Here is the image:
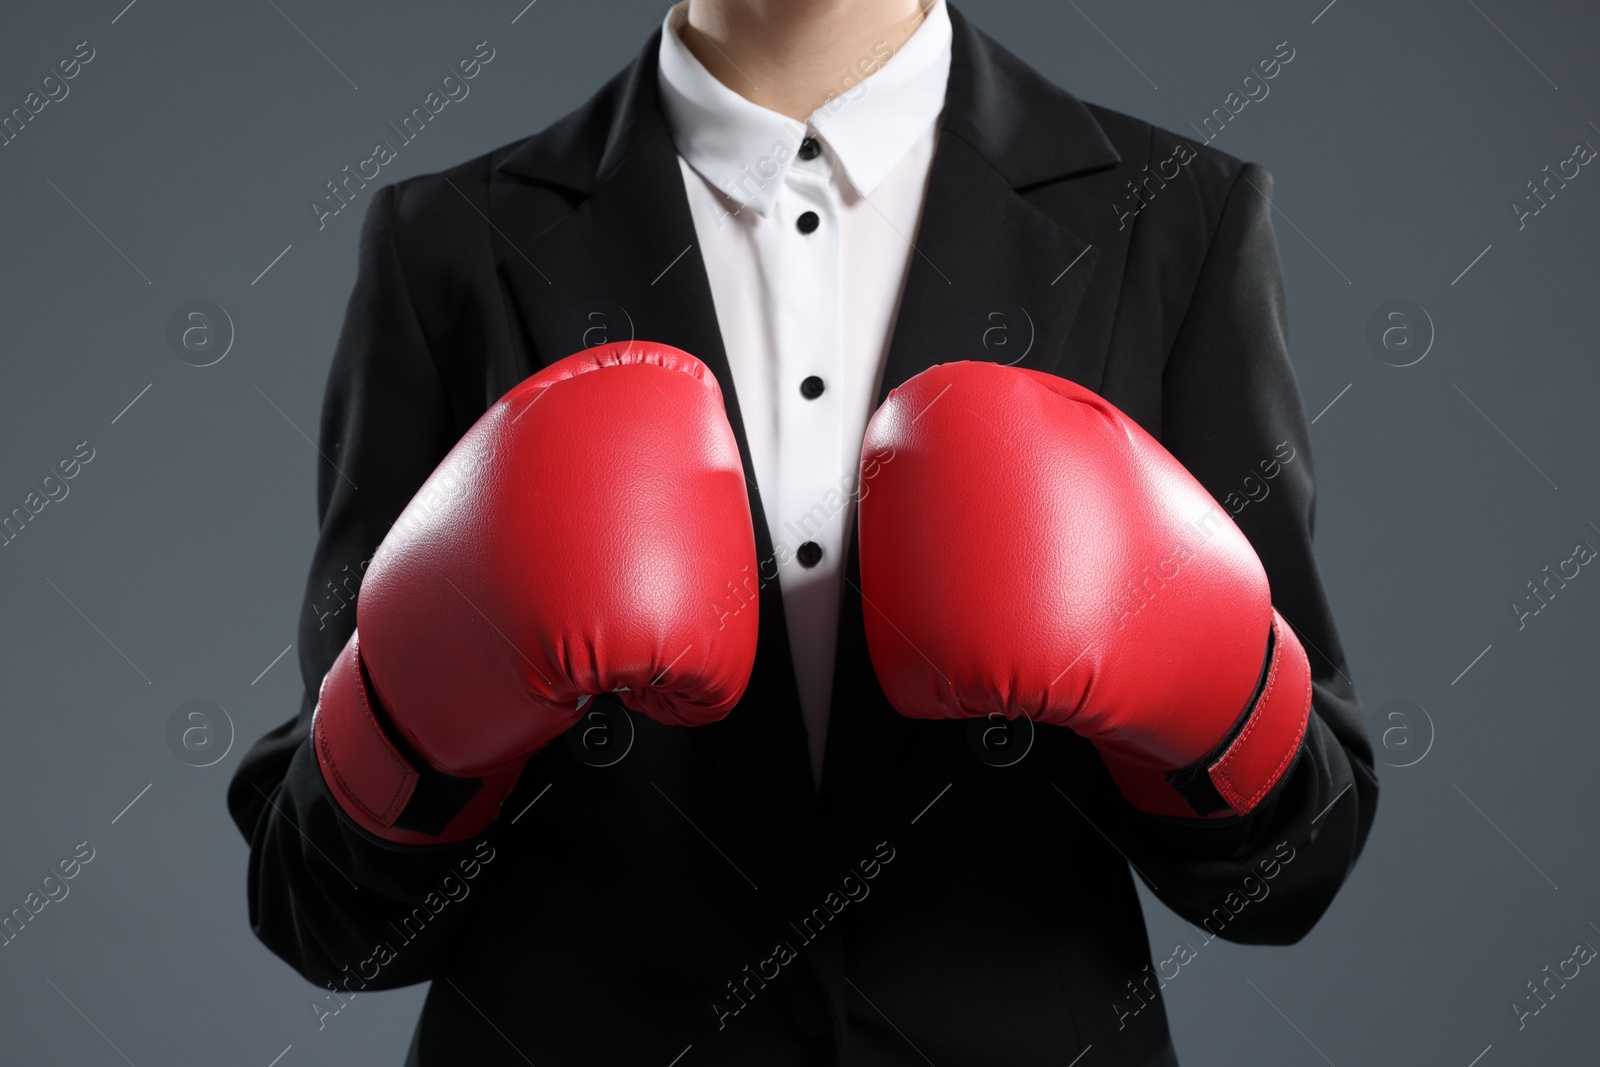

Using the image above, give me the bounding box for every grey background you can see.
[1,0,1596,1063]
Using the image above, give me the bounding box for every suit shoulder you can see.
[359,151,517,304]
[1075,101,1274,260]
[1083,101,1249,197]
[384,146,504,226]
[382,59,632,247]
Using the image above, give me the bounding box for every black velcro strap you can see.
[1164,623,1277,816]
[355,654,484,835]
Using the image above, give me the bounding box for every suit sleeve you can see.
[227,184,491,990]
[1113,162,1379,945]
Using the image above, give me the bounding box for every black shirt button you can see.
[797,541,823,568]
[797,136,821,161]
[796,211,820,235]
[800,375,825,399]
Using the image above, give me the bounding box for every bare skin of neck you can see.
[675,0,930,121]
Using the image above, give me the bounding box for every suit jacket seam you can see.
[1161,157,1256,377]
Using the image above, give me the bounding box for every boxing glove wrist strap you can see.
[1102,609,1313,819]
[312,633,490,843]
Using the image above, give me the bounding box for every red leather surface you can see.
[316,341,759,839]
[858,361,1306,814]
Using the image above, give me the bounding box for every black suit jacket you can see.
[229,8,1377,1065]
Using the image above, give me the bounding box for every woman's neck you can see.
[676,0,930,120]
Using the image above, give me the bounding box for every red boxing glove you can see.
[313,342,759,844]
[858,361,1311,818]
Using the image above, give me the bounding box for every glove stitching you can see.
[1210,614,1309,813]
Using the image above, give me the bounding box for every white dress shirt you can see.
[657,1,952,786]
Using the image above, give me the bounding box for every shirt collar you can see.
[656,0,951,217]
